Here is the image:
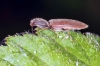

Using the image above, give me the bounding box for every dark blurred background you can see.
[0,0,100,41]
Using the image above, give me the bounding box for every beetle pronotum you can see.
[30,18,88,32]
[30,18,50,33]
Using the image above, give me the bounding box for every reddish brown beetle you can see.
[49,19,88,31]
[30,18,88,32]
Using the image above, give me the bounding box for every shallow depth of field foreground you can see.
[0,28,100,66]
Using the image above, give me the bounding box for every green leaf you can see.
[0,28,100,66]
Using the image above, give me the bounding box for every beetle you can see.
[30,18,88,32]
[49,19,88,31]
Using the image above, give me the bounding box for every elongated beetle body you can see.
[30,18,88,31]
[49,19,88,31]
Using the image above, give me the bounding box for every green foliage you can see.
[0,28,100,66]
